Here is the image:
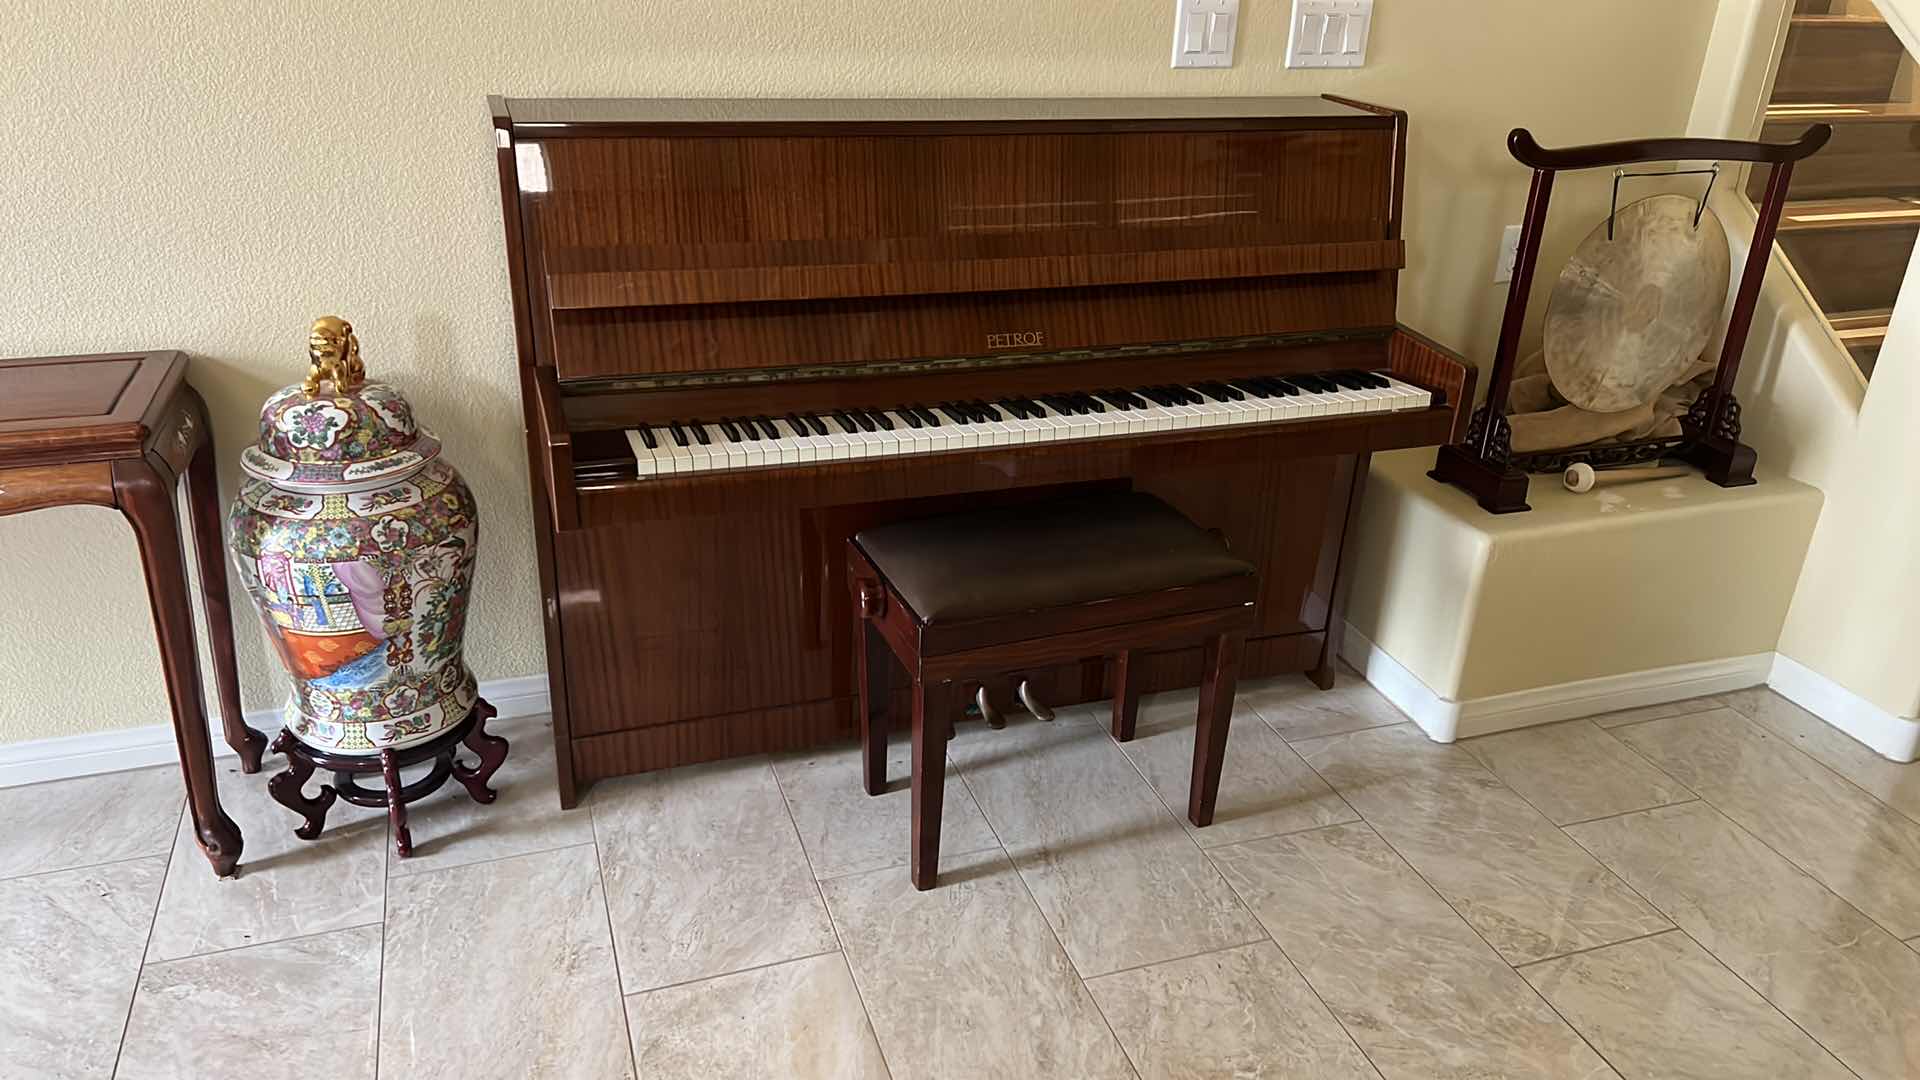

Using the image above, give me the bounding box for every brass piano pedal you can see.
[1018,679,1055,722]
[975,685,1007,730]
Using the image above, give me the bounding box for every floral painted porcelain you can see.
[229,317,479,755]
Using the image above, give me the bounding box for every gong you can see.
[1544,194,1730,413]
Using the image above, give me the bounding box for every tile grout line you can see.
[388,838,599,881]
[622,947,847,999]
[108,803,179,1079]
[1459,717,1700,828]
[1345,822,1631,1080]
[1278,735,1633,1077]
[1595,709,1920,946]
[1510,925,1680,970]
[586,790,645,1079]
[372,822,389,1080]
[0,847,181,886]
[947,743,1142,1079]
[1554,797,1700,830]
[765,754,900,1080]
[1667,924,1867,1080]
[1719,691,1920,832]
[1200,841,1392,1080]
[1546,773,1873,1079]
[142,919,389,968]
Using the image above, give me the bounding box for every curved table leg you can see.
[267,730,337,840]
[182,389,267,773]
[451,699,508,805]
[115,457,244,878]
[381,748,414,859]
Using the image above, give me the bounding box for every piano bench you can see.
[847,492,1259,890]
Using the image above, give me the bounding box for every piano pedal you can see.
[974,685,1007,730]
[1017,680,1056,722]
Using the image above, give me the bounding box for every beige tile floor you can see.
[6,679,1920,1078]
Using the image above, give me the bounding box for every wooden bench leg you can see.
[1110,649,1141,742]
[910,677,950,891]
[857,618,890,796]
[1188,632,1244,828]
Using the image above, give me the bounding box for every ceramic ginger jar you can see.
[228,316,480,755]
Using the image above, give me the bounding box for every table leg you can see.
[115,457,244,878]
[182,394,266,772]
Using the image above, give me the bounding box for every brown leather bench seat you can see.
[847,491,1260,890]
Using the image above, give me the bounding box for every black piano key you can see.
[805,414,829,436]
[669,423,689,447]
[872,410,894,430]
[1139,387,1174,407]
[937,404,969,424]
[1230,379,1271,398]
[635,423,658,450]
[1194,383,1231,403]
[831,411,857,433]
[1214,381,1246,401]
[692,424,711,445]
[1262,377,1300,396]
[914,405,940,426]
[852,410,878,432]
[1078,393,1105,413]
[900,408,924,428]
[719,419,741,442]
[1327,372,1367,391]
[739,417,763,441]
[785,413,810,438]
[1357,370,1391,388]
[976,401,1004,421]
[1094,391,1132,410]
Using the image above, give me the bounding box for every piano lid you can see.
[495,95,1394,135]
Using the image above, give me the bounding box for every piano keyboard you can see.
[623,370,1432,478]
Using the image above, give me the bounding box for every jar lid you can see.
[240,317,442,493]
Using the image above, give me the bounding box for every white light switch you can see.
[1288,0,1372,68]
[1172,0,1239,69]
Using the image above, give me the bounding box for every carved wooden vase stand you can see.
[268,699,508,858]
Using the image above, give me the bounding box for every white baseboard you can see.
[1338,623,1773,742]
[0,674,552,789]
[1767,653,1920,763]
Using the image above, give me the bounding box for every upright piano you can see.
[488,95,1474,807]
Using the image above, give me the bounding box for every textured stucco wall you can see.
[0,0,1719,745]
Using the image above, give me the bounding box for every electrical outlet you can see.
[1172,0,1239,69]
[1494,224,1522,283]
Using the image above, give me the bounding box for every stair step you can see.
[1778,196,1920,233]
[1830,310,1891,375]
[1771,15,1907,103]
[1754,103,1920,202]
[1777,198,1918,314]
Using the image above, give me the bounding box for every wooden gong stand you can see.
[1430,124,1831,514]
[268,699,508,858]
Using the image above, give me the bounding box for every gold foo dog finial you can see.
[304,315,366,396]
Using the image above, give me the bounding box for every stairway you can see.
[1751,2,1917,377]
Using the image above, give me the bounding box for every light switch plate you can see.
[1287,0,1373,69]
[1171,0,1239,69]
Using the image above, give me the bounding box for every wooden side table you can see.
[0,351,268,877]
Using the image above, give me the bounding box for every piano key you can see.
[621,368,1431,479]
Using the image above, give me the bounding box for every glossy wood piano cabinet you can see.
[488,95,1474,807]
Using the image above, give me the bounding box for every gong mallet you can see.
[1563,461,1694,494]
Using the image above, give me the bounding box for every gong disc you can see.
[1544,194,1730,413]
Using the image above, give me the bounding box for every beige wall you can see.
[1688,0,1920,721]
[0,0,1719,745]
